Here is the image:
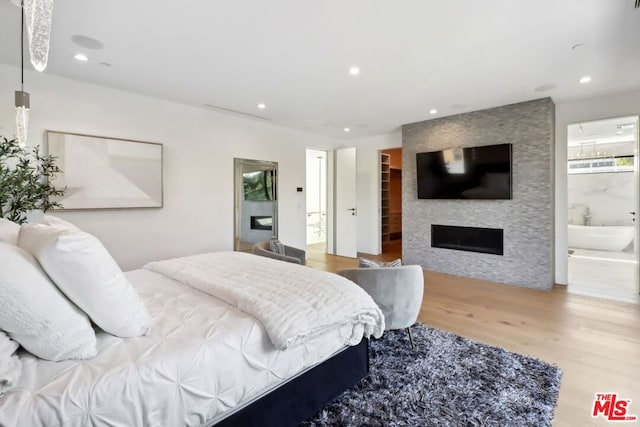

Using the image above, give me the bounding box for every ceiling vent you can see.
[203,104,270,121]
[617,123,636,129]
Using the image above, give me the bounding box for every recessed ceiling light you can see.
[257,103,266,109]
[344,127,351,132]
[579,76,592,84]
[429,109,438,115]
[615,130,625,135]
[74,53,88,62]
[349,67,360,75]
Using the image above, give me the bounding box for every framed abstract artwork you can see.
[46,131,163,210]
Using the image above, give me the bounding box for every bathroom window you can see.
[568,155,634,174]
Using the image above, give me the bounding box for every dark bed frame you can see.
[214,338,369,426]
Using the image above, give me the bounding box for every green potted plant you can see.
[0,136,65,224]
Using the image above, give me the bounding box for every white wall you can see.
[0,64,342,270]
[555,89,640,284]
[352,131,402,255]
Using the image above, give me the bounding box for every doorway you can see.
[306,149,327,255]
[566,116,639,303]
[381,148,402,254]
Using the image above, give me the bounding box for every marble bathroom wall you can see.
[567,172,636,226]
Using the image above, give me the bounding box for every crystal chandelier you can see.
[24,0,54,72]
[15,0,30,148]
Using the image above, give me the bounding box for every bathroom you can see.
[305,149,327,248]
[567,116,639,303]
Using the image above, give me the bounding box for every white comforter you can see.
[0,269,357,426]
[144,251,385,350]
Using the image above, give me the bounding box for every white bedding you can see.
[145,251,385,350]
[0,269,353,427]
[0,331,21,395]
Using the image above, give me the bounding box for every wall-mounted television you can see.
[416,143,512,199]
[243,170,275,201]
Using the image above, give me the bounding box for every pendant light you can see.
[24,0,54,72]
[15,0,29,148]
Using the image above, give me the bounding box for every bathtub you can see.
[568,224,635,251]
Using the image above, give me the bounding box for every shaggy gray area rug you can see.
[303,324,562,426]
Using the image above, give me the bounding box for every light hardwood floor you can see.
[307,243,640,427]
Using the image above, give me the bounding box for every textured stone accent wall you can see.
[402,98,555,290]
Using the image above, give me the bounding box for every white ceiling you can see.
[568,116,638,145]
[1,0,639,139]
[568,116,638,158]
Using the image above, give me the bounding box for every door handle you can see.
[347,207,357,216]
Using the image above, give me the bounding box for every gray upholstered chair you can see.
[251,240,306,265]
[337,265,424,347]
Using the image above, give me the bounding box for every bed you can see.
[0,250,384,426]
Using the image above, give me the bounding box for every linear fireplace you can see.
[431,224,503,255]
[251,216,273,231]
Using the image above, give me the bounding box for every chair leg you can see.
[407,326,415,349]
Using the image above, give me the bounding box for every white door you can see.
[335,147,357,258]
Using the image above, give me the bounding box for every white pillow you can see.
[41,214,81,232]
[0,242,97,361]
[0,330,22,395]
[0,218,20,245]
[19,224,152,338]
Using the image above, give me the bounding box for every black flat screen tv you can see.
[416,143,512,199]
